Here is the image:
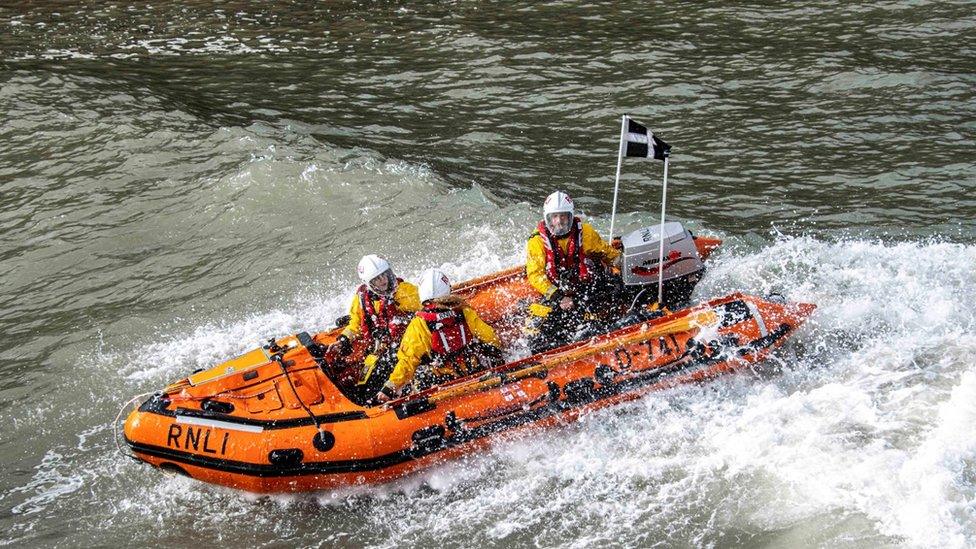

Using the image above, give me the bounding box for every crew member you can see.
[525,190,622,352]
[376,268,501,402]
[330,254,420,395]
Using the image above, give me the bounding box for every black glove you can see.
[374,384,399,404]
[475,342,504,367]
[307,343,328,358]
[543,289,564,307]
[336,334,353,357]
[372,328,390,346]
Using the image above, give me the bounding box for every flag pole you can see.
[608,115,628,241]
[656,155,670,305]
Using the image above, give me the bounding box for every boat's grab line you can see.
[126,322,794,479]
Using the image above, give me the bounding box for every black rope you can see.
[274,353,328,441]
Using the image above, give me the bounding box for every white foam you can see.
[15,168,976,545]
[8,451,85,516]
[890,369,976,546]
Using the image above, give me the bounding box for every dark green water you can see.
[1,2,974,548]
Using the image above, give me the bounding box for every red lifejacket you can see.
[357,279,410,345]
[416,305,472,357]
[536,217,590,285]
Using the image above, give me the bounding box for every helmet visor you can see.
[545,212,573,237]
[368,269,396,295]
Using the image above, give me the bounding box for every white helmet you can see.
[417,268,451,303]
[543,190,575,237]
[357,254,396,294]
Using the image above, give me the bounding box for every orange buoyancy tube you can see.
[122,292,815,493]
[536,217,590,284]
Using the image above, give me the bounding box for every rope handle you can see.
[114,392,153,461]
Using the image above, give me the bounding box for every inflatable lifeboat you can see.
[119,231,815,493]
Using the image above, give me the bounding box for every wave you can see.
[5,218,975,546]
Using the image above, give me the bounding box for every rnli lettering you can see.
[641,340,656,359]
[165,424,231,455]
[166,424,181,447]
[658,336,671,355]
[186,425,201,450]
[614,348,633,369]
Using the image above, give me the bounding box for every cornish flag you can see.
[624,116,671,160]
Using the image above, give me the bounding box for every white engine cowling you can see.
[620,222,703,286]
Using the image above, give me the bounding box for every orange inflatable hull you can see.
[121,237,816,493]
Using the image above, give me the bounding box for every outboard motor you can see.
[620,222,705,309]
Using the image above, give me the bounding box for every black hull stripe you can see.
[127,435,412,477]
[128,323,793,479]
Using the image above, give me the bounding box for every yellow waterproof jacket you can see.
[341,281,421,340]
[525,221,620,298]
[387,302,500,391]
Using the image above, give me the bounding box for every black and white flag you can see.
[624,116,671,160]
